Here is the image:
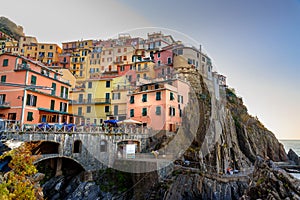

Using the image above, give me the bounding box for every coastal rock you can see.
[240,156,300,200]
[163,173,248,200]
[287,149,300,165]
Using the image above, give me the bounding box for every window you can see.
[112,93,121,100]
[50,100,55,110]
[1,75,6,83]
[78,107,82,115]
[78,94,83,103]
[158,60,161,66]
[73,140,82,153]
[0,94,6,104]
[117,48,121,53]
[188,58,192,64]
[87,93,92,103]
[120,66,125,71]
[157,52,160,58]
[124,48,127,52]
[27,112,34,121]
[179,109,182,117]
[41,45,44,49]
[130,109,134,117]
[48,52,53,58]
[60,86,68,98]
[170,92,175,100]
[155,84,159,89]
[167,57,172,64]
[51,83,56,95]
[130,96,134,104]
[142,94,147,102]
[156,106,161,115]
[169,107,176,116]
[105,93,110,100]
[202,57,206,62]
[114,105,118,116]
[142,108,147,116]
[141,85,148,91]
[2,59,8,67]
[100,140,107,152]
[31,75,37,85]
[26,94,37,106]
[105,106,110,113]
[123,55,127,61]
[167,67,171,74]
[177,49,183,55]
[87,106,91,113]
[106,81,110,88]
[156,92,161,100]
[60,102,67,112]
[49,45,53,50]
[162,68,165,75]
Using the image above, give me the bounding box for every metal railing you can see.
[2,122,152,136]
[0,102,10,107]
[70,98,111,104]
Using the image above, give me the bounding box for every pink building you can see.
[153,49,174,79]
[0,53,73,125]
[127,78,190,132]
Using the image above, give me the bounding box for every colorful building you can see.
[36,43,62,66]
[0,53,73,125]
[127,78,190,132]
[69,78,113,125]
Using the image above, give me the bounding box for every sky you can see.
[2,0,300,139]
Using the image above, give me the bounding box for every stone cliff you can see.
[139,69,289,199]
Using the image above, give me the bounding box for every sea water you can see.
[280,140,300,180]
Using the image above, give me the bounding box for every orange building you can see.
[127,78,190,132]
[0,53,74,125]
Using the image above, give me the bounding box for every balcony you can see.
[15,63,30,70]
[70,98,111,105]
[137,67,149,72]
[0,102,10,109]
[113,60,124,64]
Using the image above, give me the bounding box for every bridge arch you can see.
[35,156,86,173]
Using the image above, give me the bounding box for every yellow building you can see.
[4,39,19,54]
[135,60,156,80]
[111,76,132,120]
[62,39,94,53]
[37,43,62,66]
[18,36,38,55]
[69,78,113,125]
[69,48,91,81]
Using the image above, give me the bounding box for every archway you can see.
[35,157,85,199]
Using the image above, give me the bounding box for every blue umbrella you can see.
[104,119,119,124]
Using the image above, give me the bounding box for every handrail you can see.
[3,123,152,136]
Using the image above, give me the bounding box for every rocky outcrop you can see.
[288,149,300,165]
[240,156,300,200]
[163,173,248,200]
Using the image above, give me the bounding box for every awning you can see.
[38,107,71,115]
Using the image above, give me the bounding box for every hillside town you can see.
[0,31,226,132]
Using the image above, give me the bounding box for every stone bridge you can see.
[3,132,175,178]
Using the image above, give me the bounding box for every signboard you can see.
[126,144,136,159]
